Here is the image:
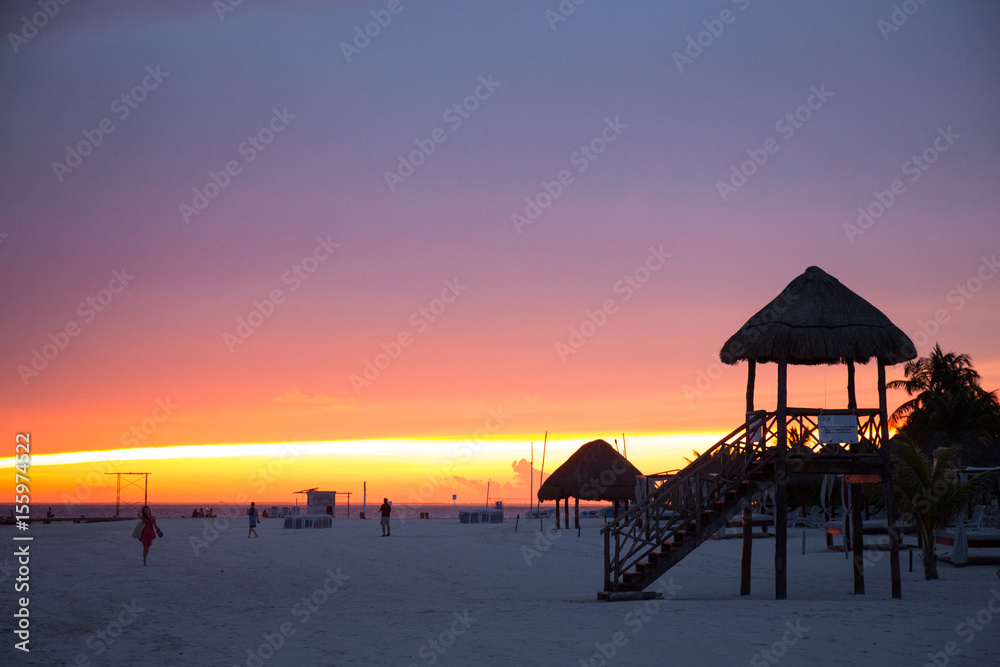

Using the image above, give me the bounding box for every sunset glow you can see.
[2,2,998,511]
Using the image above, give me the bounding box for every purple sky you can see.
[2,0,999,456]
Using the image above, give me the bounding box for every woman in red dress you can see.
[138,505,159,565]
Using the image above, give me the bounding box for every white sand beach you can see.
[5,517,1000,666]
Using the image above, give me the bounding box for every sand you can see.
[4,517,1000,666]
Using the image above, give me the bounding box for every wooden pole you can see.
[604,524,611,591]
[741,360,756,596]
[564,497,569,530]
[539,433,547,510]
[846,360,857,410]
[775,361,788,600]
[879,360,902,599]
[847,360,865,594]
[575,496,579,529]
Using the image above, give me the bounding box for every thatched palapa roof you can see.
[537,439,642,503]
[719,266,916,366]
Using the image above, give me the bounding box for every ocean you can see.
[11,501,612,522]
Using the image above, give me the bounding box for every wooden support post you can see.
[741,360,756,596]
[775,361,788,600]
[574,497,579,530]
[851,477,865,594]
[741,505,753,596]
[846,360,857,410]
[555,499,560,529]
[879,360,902,599]
[694,477,702,535]
[604,526,611,592]
[848,360,865,594]
[564,498,569,530]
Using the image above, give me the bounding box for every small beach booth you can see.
[600,267,916,600]
[538,439,643,530]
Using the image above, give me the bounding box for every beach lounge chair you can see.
[791,506,823,528]
[786,507,803,527]
[964,505,986,531]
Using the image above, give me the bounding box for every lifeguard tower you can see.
[600,267,916,600]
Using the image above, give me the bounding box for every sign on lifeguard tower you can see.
[817,414,859,444]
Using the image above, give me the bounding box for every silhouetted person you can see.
[379,498,392,536]
[248,502,260,538]
[138,506,160,565]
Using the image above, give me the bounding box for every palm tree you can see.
[888,344,1000,454]
[891,434,997,580]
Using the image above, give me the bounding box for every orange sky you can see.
[3,3,998,510]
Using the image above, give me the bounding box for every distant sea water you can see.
[8,501,613,522]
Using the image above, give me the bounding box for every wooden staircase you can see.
[600,414,777,597]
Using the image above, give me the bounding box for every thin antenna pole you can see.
[622,433,627,459]
[539,432,548,517]
[530,442,534,515]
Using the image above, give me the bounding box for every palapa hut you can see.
[720,265,916,599]
[537,439,642,529]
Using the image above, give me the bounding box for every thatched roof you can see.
[537,439,642,502]
[719,266,916,366]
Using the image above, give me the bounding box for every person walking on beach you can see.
[138,506,160,566]
[248,502,260,538]
[379,498,392,537]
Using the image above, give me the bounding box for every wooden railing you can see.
[601,408,886,592]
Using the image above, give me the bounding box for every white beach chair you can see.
[964,505,986,531]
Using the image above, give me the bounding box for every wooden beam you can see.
[847,360,857,410]
[775,361,788,600]
[741,360,756,596]
[850,472,866,594]
[741,505,753,596]
[848,359,864,593]
[879,360,902,599]
[574,497,580,530]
